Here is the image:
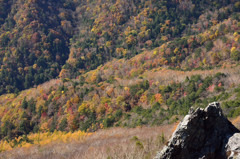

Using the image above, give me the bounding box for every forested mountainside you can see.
[0,0,239,94]
[0,0,240,154]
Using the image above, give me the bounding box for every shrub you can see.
[21,97,28,109]
[205,41,214,51]
[58,118,68,131]
[231,50,240,61]
[103,116,115,128]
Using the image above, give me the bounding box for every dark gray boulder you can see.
[155,102,240,159]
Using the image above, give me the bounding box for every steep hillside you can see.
[0,0,239,94]
[0,0,239,157]
[1,52,240,150]
[0,0,77,94]
[64,0,240,77]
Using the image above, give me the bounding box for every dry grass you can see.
[144,65,240,86]
[231,116,240,130]
[0,123,177,159]
[0,131,91,152]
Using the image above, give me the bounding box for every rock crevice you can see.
[155,102,240,159]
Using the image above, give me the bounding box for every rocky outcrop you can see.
[226,133,240,158]
[155,102,240,159]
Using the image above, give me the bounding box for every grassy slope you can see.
[0,124,177,159]
[0,117,239,159]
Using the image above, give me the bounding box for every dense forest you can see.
[0,0,239,94]
[0,0,239,152]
